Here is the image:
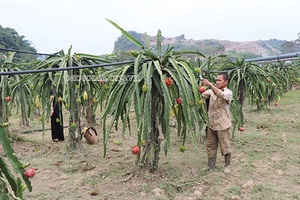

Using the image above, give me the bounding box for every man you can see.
[201,72,232,173]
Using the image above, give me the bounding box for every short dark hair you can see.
[218,72,229,81]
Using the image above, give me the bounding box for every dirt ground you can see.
[3,88,300,200]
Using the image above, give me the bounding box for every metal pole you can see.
[245,52,300,63]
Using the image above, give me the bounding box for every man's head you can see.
[216,72,229,90]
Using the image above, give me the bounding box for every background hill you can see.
[0,25,37,63]
[1,25,299,61]
[113,31,300,59]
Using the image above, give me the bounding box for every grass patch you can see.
[229,186,242,195]
[223,186,242,200]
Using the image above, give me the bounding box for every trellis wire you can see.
[0,47,59,57]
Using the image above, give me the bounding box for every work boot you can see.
[224,153,231,173]
[207,157,216,171]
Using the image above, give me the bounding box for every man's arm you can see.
[201,78,219,95]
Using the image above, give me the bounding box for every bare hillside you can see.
[219,40,280,57]
[114,32,291,57]
[150,36,281,56]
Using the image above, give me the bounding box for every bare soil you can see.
[4,88,300,200]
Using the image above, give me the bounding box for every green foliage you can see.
[222,59,273,110]
[1,52,16,122]
[29,47,110,149]
[281,41,300,53]
[0,25,37,63]
[103,19,209,172]
[261,38,300,54]
[0,118,32,199]
[8,58,36,127]
[226,51,260,60]
[260,39,284,53]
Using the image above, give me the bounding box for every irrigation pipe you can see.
[245,52,300,63]
[20,125,69,134]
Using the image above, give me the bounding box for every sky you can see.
[1,0,300,55]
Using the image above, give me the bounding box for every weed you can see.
[292,193,300,200]
[229,186,242,195]
[162,168,182,180]
[114,140,122,145]
[158,183,177,198]
[142,183,151,193]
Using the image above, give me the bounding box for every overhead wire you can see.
[0,47,59,57]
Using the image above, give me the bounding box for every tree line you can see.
[0,25,37,63]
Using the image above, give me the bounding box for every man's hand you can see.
[202,78,212,87]
[202,78,220,95]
